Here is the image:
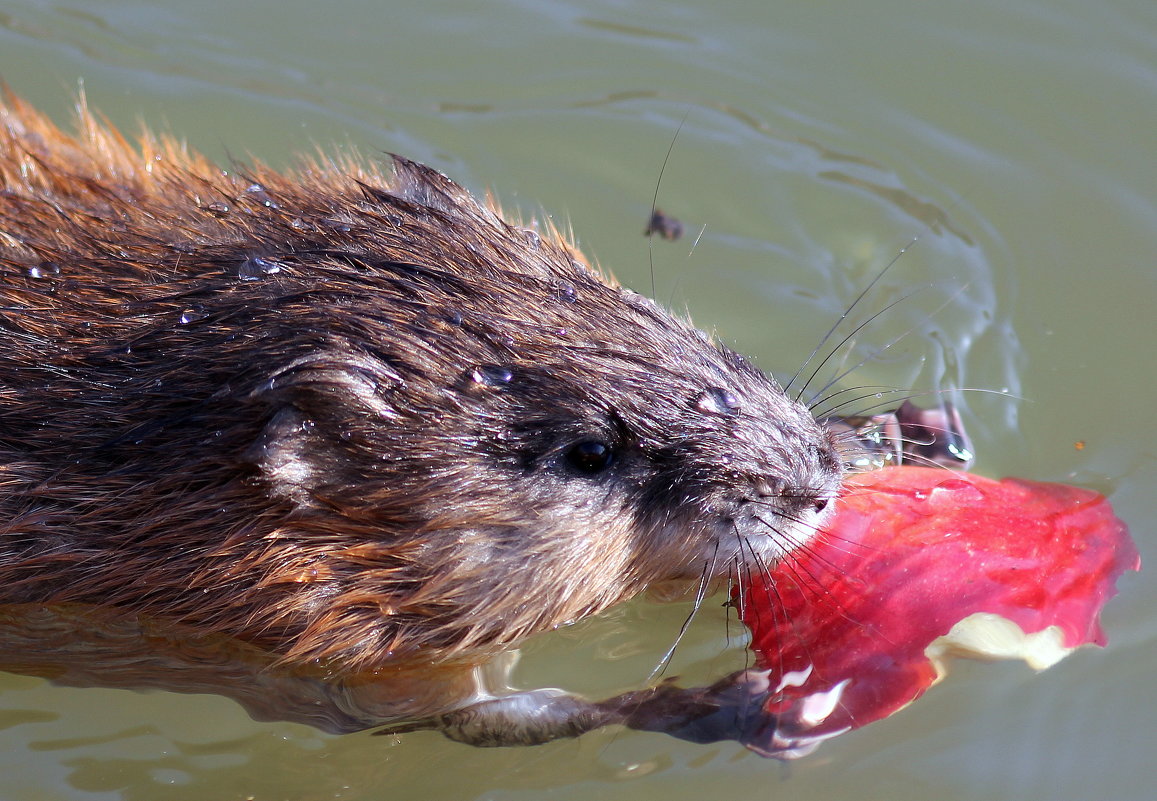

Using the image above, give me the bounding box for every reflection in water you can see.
[0,604,491,734]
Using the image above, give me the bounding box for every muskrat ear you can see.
[243,354,404,508]
[245,406,334,507]
[250,352,403,428]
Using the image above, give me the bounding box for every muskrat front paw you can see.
[378,689,617,747]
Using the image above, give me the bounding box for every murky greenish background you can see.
[1,0,1155,799]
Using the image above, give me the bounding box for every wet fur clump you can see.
[0,94,842,673]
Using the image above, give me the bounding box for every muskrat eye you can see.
[565,440,615,474]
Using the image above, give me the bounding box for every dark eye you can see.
[565,440,615,474]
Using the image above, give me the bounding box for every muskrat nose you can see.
[747,475,832,521]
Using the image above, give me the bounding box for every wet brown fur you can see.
[0,93,842,674]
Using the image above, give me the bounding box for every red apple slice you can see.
[736,466,1140,758]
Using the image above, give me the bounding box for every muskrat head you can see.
[235,160,844,665]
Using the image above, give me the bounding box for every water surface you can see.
[1,1,1154,799]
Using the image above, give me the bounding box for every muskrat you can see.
[0,92,846,742]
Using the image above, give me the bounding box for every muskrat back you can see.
[0,93,842,676]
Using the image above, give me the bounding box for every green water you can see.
[1,1,1154,799]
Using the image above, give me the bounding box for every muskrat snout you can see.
[669,394,844,578]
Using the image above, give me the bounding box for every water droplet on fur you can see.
[27,262,60,279]
[205,202,230,216]
[695,387,740,416]
[178,306,207,324]
[521,229,541,249]
[471,365,514,386]
[237,257,283,281]
[244,183,279,208]
[556,282,578,303]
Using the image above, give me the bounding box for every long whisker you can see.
[815,385,1018,420]
[805,283,973,408]
[783,234,925,397]
[646,107,692,299]
[794,288,930,404]
[645,539,717,684]
[807,383,901,414]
